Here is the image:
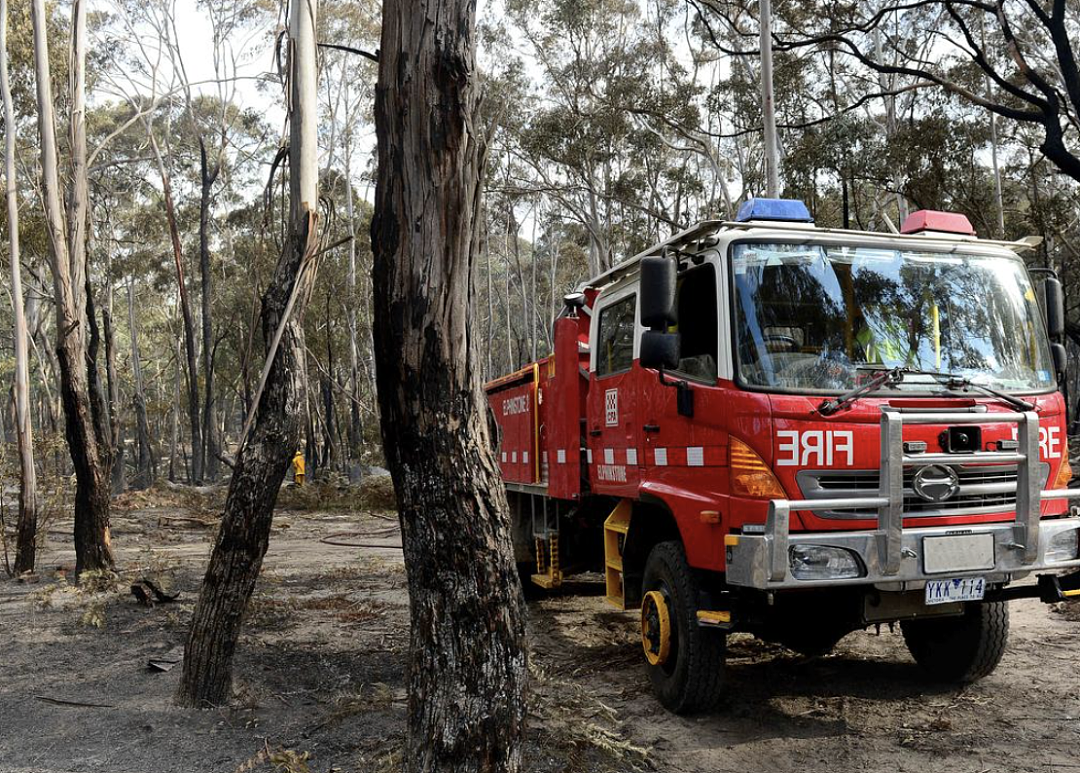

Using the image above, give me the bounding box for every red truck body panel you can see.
[484,247,1070,578]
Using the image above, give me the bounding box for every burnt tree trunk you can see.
[85,280,113,471]
[103,306,124,494]
[175,227,312,706]
[32,0,113,576]
[176,0,319,707]
[371,0,528,769]
[199,139,221,483]
[128,280,154,488]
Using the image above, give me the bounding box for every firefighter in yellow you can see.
[856,315,909,366]
[292,449,306,486]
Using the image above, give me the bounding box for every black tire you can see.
[901,601,1009,683]
[641,541,725,713]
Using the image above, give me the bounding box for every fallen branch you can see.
[34,695,116,709]
[319,531,403,549]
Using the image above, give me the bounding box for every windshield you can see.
[732,242,1055,394]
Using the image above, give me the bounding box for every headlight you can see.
[789,545,864,580]
[1046,529,1080,563]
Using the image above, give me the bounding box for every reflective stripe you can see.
[557,449,567,464]
[626,448,638,466]
[654,448,668,466]
[604,448,615,465]
[687,447,704,467]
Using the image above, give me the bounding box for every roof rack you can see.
[578,219,1039,291]
[577,220,724,291]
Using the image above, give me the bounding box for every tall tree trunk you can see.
[150,132,203,484]
[371,0,528,769]
[85,279,112,455]
[103,305,124,494]
[169,335,180,482]
[2,0,38,575]
[176,0,319,707]
[199,139,220,482]
[343,102,362,461]
[31,0,113,576]
[128,281,154,488]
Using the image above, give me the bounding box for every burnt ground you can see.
[1,485,1079,773]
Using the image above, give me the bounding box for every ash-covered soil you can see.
[2,488,1079,773]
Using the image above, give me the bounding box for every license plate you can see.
[923,533,995,574]
[925,577,986,605]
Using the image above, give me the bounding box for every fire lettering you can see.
[502,395,529,416]
[776,430,854,467]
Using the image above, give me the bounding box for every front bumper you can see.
[726,407,1080,590]
[726,512,1080,590]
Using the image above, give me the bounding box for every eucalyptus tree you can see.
[1,0,38,575]
[178,0,321,706]
[372,0,528,768]
[30,0,114,575]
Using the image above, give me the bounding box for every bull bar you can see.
[725,409,1080,590]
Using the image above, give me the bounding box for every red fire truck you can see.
[485,199,1080,713]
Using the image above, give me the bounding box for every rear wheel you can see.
[640,541,725,713]
[901,600,1009,682]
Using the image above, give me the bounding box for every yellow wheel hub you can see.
[641,590,672,666]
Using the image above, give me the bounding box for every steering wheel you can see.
[762,334,798,352]
[785,352,854,390]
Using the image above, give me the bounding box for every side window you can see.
[672,264,718,380]
[596,294,637,376]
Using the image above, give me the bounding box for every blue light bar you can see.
[735,198,813,223]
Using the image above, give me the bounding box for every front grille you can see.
[796,463,1050,519]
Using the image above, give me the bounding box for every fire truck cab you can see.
[485,198,1080,714]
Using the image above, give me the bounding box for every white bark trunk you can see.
[1,0,38,575]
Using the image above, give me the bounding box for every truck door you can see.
[639,260,730,534]
[587,288,641,495]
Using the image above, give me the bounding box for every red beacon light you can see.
[900,209,976,236]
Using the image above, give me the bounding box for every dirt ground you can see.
[2,486,1080,773]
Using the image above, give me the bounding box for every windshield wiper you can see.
[816,366,1036,416]
[875,367,1036,412]
[817,366,904,416]
[934,372,1035,412]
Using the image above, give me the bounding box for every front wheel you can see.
[900,601,1009,683]
[640,541,725,713]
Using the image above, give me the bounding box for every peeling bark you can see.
[372,0,528,769]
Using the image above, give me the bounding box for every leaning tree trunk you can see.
[371,0,528,769]
[176,0,319,707]
[31,0,113,576]
[150,132,203,484]
[199,139,220,482]
[2,0,38,575]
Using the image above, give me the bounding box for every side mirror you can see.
[640,330,680,371]
[640,257,677,329]
[1052,342,1068,375]
[1044,276,1065,339]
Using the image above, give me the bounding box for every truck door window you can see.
[596,295,637,376]
[672,264,718,381]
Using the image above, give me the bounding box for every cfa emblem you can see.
[912,465,960,502]
[604,389,618,427]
